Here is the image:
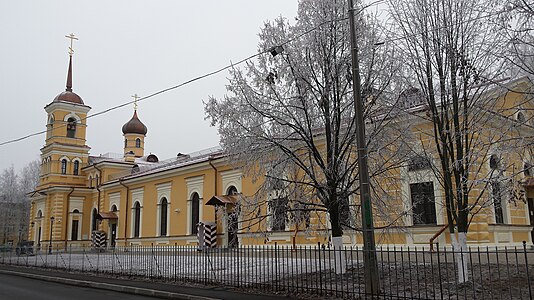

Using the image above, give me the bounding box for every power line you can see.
[0,1,527,147]
[0,13,357,147]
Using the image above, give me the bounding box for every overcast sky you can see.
[0,1,299,172]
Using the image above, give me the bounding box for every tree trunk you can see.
[450,231,469,283]
[328,200,347,274]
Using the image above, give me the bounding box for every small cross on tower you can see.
[65,33,78,56]
[132,94,140,110]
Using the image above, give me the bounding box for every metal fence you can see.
[1,242,532,299]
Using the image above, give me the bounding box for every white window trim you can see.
[266,189,289,232]
[490,177,512,225]
[156,183,171,237]
[63,113,81,122]
[130,188,144,238]
[221,169,242,195]
[33,200,45,243]
[68,211,83,241]
[157,196,170,237]
[107,193,120,242]
[401,166,444,227]
[90,206,99,232]
[67,197,84,241]
[109,192,121,212]
[185,176,204,236]
[221,170,243,239]
[488,151,511,225]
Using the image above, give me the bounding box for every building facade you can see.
[28,53,534,250]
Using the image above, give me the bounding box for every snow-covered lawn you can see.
[2,247,532,299]
[1,247,348,284]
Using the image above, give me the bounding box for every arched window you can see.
[66,117,77,138]
[95,175,99,187]
[72,209,79,213]
[89,176,93,188]
[124,139,128,148]
[111,205,117,212]
[61,159,67,175]
[73,160,79,175]
[160,198,168,236]
[227,185,238,195]
[37,210,43,218]
[191,193,200,234]
[48,115,55,125]
[91,208,98,231]
[135,138,141,148]
[133,202,141,238]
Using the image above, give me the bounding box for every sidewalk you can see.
[0,265,294,300]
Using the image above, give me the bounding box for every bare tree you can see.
[206,0,408,271]
[387,0,523,283]
[0,161,39,244]
[19,160,40,195]
[500,0,534,77]
[0,165,20,244]
[18,160,40,241]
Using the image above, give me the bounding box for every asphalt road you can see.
[0,273,162,300]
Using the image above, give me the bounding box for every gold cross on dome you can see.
[132,94,140,110]
[65,33,78,56]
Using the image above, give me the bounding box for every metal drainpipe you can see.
[64,187,75,250]
[119,179,130,246]
[208,157,218,232]
[93,164,102,216]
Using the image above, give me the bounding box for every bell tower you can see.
[122,94,147,161]
[38,34,91,189]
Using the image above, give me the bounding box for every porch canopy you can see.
[97,211,118,220]
[205,195,238,206]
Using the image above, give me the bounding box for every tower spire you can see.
[66,56,73,92]
[64,33,78,92]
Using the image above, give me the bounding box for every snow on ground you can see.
[1,247,347,284]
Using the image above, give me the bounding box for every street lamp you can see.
[48,216,54,254]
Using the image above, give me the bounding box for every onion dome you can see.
[122,110,148,135]
[54,55,84,105]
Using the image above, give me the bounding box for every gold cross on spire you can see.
[132,94,140,110]
[65,33,78,56]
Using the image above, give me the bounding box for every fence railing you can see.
[1,242,532,299]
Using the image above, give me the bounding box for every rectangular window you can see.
[71,220,79,241]
[269,197,288,231]
[410,182,437,225]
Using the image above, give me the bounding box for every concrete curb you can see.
[0,269,220,300]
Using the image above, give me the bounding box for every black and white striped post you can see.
[204,222,217,248]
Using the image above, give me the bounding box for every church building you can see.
[28,43,534,251]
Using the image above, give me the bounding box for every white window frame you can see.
[155,182,171,237]
[185,176,204,235]
[401,161,444,227]
[130,188,144,238]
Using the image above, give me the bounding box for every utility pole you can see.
[348,0,380,295]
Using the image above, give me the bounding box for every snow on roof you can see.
[104,146,224,184]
